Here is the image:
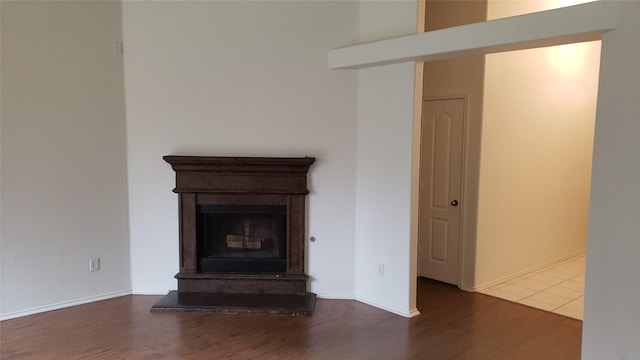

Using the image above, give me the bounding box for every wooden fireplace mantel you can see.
[163,156,315,195]
[153,155,317,315]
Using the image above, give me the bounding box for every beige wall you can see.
[475,0,599,286]
[423,0,486,31]
[1,1,131,318]
[422,0,486,290]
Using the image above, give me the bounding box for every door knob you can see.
[450,200,459,207]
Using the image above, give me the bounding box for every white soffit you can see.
[328,1,616,70]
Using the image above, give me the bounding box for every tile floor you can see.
[479,253,585,320]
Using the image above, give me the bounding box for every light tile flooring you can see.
[479,253,585,320]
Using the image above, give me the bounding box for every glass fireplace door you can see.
[196,205,287,274]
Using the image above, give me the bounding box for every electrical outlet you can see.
[113,41,123,56]
[89,257,100,272]
[377,263,384,277]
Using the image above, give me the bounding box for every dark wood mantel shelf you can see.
[163,156,315,194]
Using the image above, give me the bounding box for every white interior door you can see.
[418,98,465,285]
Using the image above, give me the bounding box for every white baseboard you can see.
[314,292,355,300]
[131,288,174,295]
[0,289,132,321]
[459,284,475,293]
[355,295,418,318]
[0,289,420,320]
[473,249,586,292]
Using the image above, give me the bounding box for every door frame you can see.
[418,95,469,288]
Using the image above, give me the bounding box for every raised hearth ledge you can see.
[151,291,316,315]
[175,273,308,295]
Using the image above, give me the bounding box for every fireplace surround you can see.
[151,155,316,314]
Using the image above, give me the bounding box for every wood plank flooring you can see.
[0,278,582,359]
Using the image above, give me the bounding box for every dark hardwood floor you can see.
[0,278,582,359]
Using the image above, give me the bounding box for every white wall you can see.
[474,0,599,286]
[354,0,419,316]
[0,1,3,313]
[122,1,359,298]
[582,1,640,358]
[0,1,130,318]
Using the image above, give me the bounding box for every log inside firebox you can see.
[226,234,264,250]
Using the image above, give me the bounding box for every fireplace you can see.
[151,156,316,314]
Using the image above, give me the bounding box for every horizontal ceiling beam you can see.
[328,1,616,70]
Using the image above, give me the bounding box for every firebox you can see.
[151,155,316,315]
[197,204,287,274]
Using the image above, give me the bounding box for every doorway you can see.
[417,40,599,319]
[417,98,465,285]
[416,0,599,304]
